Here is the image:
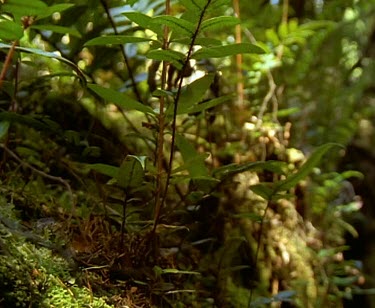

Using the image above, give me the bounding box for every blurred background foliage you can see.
[0,0,374,307]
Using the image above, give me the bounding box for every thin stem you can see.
[152,0,170,233]
[156,0,213,230]
[120,193,129,248]
[233,0,244,108]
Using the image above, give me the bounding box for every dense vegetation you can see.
[0,0,374,307]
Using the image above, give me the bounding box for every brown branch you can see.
[233,0,244,108]
[0,40,18,90]
[152,0,171,234]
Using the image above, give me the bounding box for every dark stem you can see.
[120,193,129,248]
[155,0,213,231]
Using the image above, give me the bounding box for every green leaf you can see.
[200,16,240,32]
[171,74,215,115]
[175,134,208,177]
[213,160,287,178]
[84,35,153,46]
[35,3,75,20]
[278,22,289,39]
[31,25,81,38]
[0,112,61,134]
[265,29,279,46]
[1,0,47,19]
[300,20,336,31]
[126,0,138,5]
[276,107,300,118]
[88,84,154,115]
[0,121,10,141]
[274,143,342,192]
[340,170,363,180]
[186,95,231,114]
[332,276,358,287]
[146,49,185,70]
[0,20,23,41]
[175,37,222,47]
[123,12,162,36]
[87,163,119,178]
[152,15,195,36]
[209,0,232,10]
[190,176,220,192]
[192,43,266,60]
[250,183,274,201]
[0,43,86,85]
[179,0,205,11]
[172,153,209,174]
[116,155,145,189]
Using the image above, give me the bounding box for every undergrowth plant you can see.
[0,0,369,307]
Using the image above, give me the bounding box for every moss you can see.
[0,203,114,308]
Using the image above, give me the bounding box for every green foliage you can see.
[0,0,373,306]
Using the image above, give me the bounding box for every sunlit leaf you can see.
[31,25,81,38]
[200,16,240,32]
[123,12,162,35]
[88,84,155,115]
[300,20,336,30]
[85,35,153,46]
[278,22,289,39]
[265,29,280,46]
[0,43,86,85]
[179,0,205,11]
[35,3,75,20]
[146,49,185,70]
[1,0,47,18]
[0,20,23,41]
[192,43,266,59]
[175,37,222,47]
[152,15,195,36]
[339,170,363,180]
[277,107,300,117]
